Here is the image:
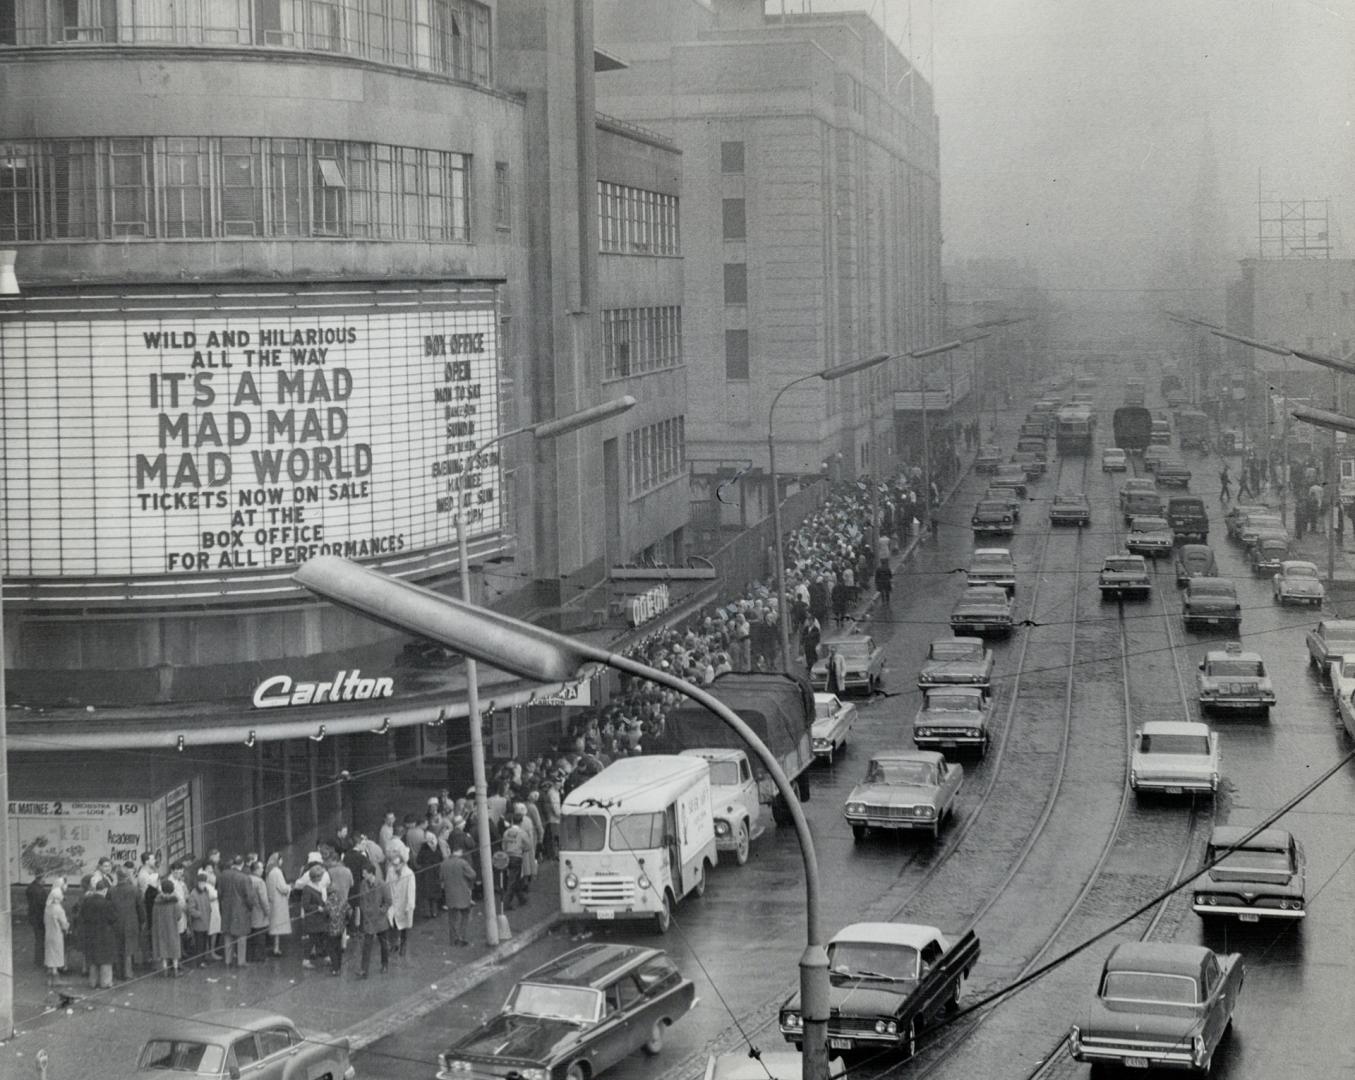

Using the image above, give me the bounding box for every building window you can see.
[597,180,678,255]
[625,416,687,498]
[725,329,749,380]
[724,263,747,304]
[602,306,683,379]
[494,161,509,229]
[721,141,744,174]
[722,198,745,240]
[0,135,469,242]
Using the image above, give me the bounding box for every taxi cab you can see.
[1196,643,1275,714]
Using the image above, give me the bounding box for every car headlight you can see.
[1210,772,1219,791]
[563,873,578,890]
[714,819,731,837]
[846,802,865,815]
[914,805,936,818]
[519,1070,547,1080]
[444,1059,472,1073]
[1192,1035,1207,1066]
[916,727,932,738]
[783,1012,803,1030]
[875,1019,888,1034]
[637,873,651,891]
[813,738,830,748]
[1130,770,1138,785]
[1068,1025,1081,1053]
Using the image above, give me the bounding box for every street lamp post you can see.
[292,556,835,1080]
[1289,346,1355,585]
[768,353,892,672]
[907,340,974,532]
[1210,329,1294,514]
[451,395,635,946]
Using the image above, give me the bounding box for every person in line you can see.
[385,851,416,957]
[81,879,118,989]
[264,853,292,957]
[295,859,331,973]
[354,864,392,977]
[187,871,214,963]
[321,882,348,976]
[26,873,49,970]
[44,876,70,987]
[151,868,184,978]
[218,854,256,968]
[439,844,477,947]
[110,866,144,980]
[246,860,271,962]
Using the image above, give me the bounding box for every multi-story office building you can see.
[594,0,943,522]
[0,0,686,868]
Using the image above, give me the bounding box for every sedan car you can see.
[1249,536,1290,576]
[949,585,1014,637]
[971,499,1016,537]
[1125,515,1173,557]
[1272,560,1324,606]
[1183,577,1241,633]
[1223,503,1270,541]
[1131,720,1219,797]
[1119,477,1157,509]
[913,686,992,756]
[1142,445,1169,472]
[989,466,1028,500]
[974,444,1002,473]
[436,944,695,1080]
[1099,554,1152,600]
[1236,511,1285,548]
[917,637,994,691]
[843,750,964,841]
[1069,942,1243,1075]
[1154,457,1192,487]
[983,487,1023,521]
[1010,450,1046,479]
[812,693,858,763]
[129,1009,354,1080]
[811,633,885,695]
[1174,544,1218,586]
[1196,643,1275,713]
[1305,619,1355,676]
[1048,492,1091,526]
[967,547,1016,592]
[1101,446,1128,471]
[1193,826,1305,923]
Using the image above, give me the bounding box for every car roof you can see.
[1281,560,1317,572]
[143,1009,299,1047]
[1104,552,1147,563]
[1140,720,1210,735]
[1209,825,1292,851]
[1106,942,1212,977]
[871,749,946,767]
[823,632,873,646]
[1204,647,1261,662]
[1188,576,1234,590]
[962,585,1008,598]
[1130,516,1168,526]
[924,686,986,700]
[526,943,658,988]
[1177,544,1214,557]
[1317,619,1355,635]
[972,548,1012,557]
[933,636,984,650]
[829,923,944,950]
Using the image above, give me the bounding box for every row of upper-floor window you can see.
[0,136,479,242]
[601,306,682,380]
[598,181,678,256]
[626,415,685,499]
[0,0,490,84]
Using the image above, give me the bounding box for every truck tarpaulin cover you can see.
[658,672,814,761]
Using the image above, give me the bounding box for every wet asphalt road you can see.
[357,386,1355,1080]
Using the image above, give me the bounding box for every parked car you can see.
[1121,488,1165,524]
[1131,720,1219,797]
[1193,825,1305,923]
[912,686,993,757]
[1174,544,1218,586]
[1304,618,1355,676]
[129,1010,355,1080]
[989,466,1028,500]
[1142,445,1169,472]
[1010,450,1046,479]
[1126,515,1173,558]
[1101,446,1128,472]
[1119,477,1157,508]
[950,585,1014,637]
[917,637,994,691]
[1069,942,1243,1074]
[1099,554,1152,600]
[779,923,980,1057]
[811,633,885,695]
[1155,458,1192,487]
[1249,536,1290,576]
[842,751,964,842]
[1183,577,1241,633]
[1272,560,1324,606]
[1166,495,1209,542]
[1149,417,1173,446]
[1224,503,1270,541]
[1048,492,1091,526]
[1196,642,1275,714]
[983,487,1023,521]
[971,499,1016,537]
[812,693,858,764]
[1236,511,1285,548]
[974,444,1002,473]
[436,944,695,1080]
[967,547,1016,593]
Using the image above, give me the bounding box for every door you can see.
[664,805,681,893]
[591,979,639,1071]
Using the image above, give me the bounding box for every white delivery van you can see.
[559,755,717,933]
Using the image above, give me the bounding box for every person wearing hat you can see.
[439,843,477,946]
[384,851,415,957]
[293,861,331,971]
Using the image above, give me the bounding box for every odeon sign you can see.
[252,669,395,709]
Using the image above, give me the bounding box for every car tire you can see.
[904,1020,918,1058]
[643,1019,667,1056]
[655,893,672,934]
[734,821,751,866]
[851,824,867,844]
[566,1063,589,1080]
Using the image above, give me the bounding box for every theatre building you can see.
[0,0,689,882]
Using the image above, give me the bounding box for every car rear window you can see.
[1102,971,1198,1005]
[1104,558,1142,572]
[1207,660,1263,677]
[1140,733,1210,755]
[931,641,981,661]
[138,1040,227,1074]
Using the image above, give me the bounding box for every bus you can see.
[1056,405,1094,454]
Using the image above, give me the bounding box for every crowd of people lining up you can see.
[1218,448,1355,541]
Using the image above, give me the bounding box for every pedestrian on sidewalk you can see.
[874,562,893,605]
[830,577,849,626]
[322,883,348,976]
[439,844,477,946]
[354,864,392,976]
[219,854,255,968]
[265,853,292,956]
[1218,465,1232,503]
[81,879,117,989]
[826,646,847,697]
[800,615,821,671]
[111,866,144,980]
[500,813,529,911]
[187,872,214,963]
[44,877,70,987]
[27,873,50,969]
[386,852,416,957]
[151,869,184,978]
[295,859,331,971]
[247,860,270,962]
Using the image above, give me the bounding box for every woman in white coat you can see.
[385,852,416,957]
[44,877,70,986]
[264,853,292,957]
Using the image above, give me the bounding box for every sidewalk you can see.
[4,876,563,1074]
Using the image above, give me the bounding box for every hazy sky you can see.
[806,0,1355,297]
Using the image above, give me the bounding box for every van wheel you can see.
[797,773,811,802]
[566,1063,589,1080]
[692,864,706,899]
[655,894,672,934]
[734,822,751,866]
[851,825,866,843]
[643,1019,667,1055]
[904,1020,917,1058]
[771,794,792,826]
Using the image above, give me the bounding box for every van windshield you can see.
[611,812,666,850]
[560,813,607,852]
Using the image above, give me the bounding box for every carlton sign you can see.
[252,669,394,709]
